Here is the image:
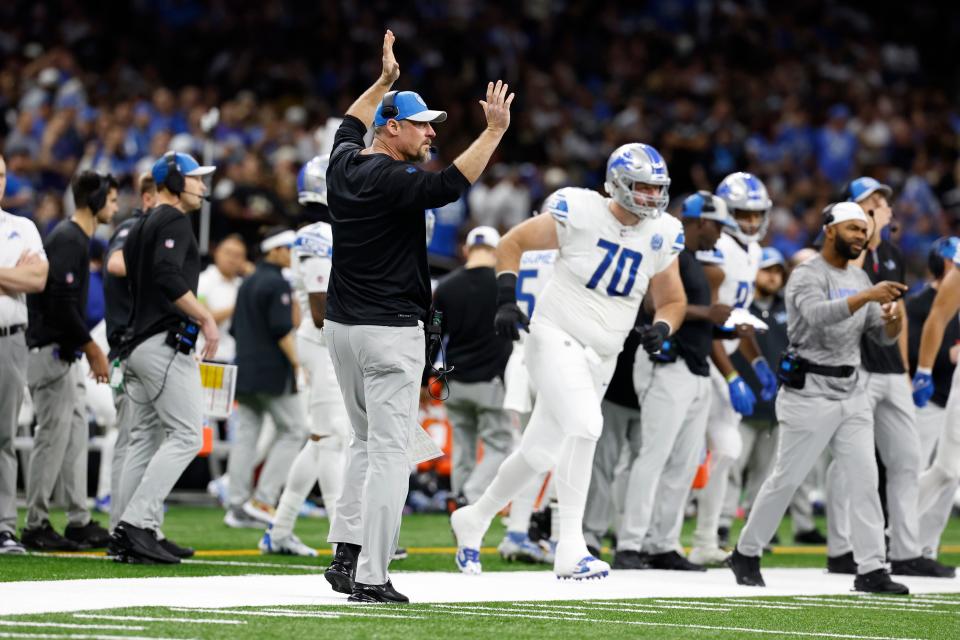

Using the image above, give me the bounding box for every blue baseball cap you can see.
[681,191,736,228]
[846,176,892,203]
[374,91,447,127]
[932,236,959,262]
[759,247,786,270]
[151,152,216,185]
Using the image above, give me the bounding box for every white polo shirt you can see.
[0,209,46,328]
[198,263,242,362]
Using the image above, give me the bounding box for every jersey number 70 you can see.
[586,239,643,297]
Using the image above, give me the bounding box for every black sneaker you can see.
[727,548,765,586]
[21,521,81,551]
[891,556,956,578]
[112,522,180,564]
[325,542,360,594]
[854,569,909,594]
[647,550,706,572]
[717,526,730,548]
[612,549,649,570]
[65,520,111,549]
[157,535,195,559]
[0,530,26,555]
[348,580,409,604]
[392,547,408,561]
[826,551,857,574]
[794,528,827,545]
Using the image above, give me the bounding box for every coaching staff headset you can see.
[110,151,218,564]
[321,30,514,604]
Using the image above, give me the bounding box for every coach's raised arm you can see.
[321,29,515,604]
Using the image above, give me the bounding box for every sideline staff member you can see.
[111,151,218,564]
[23,171,116,551]
[729,202,909,594]
[323,30,514,603]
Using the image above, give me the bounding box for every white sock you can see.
[315,441,345,525]
[555,436,596,560]
[508,472,546,534]
[472,450,539,525]
[271,439,319,539]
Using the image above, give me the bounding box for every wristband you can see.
[751,356,768,367]
[917,367,932,376]
[496,272,518,306]
[652,320,672,336]
[725,371,740,383]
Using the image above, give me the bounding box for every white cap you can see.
[824,201,868,228]
[260,229,297,253]
[465,226,500,249]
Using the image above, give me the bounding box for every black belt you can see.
[806,363,855,378]
[0,324,26,337]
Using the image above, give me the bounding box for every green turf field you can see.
[2,594,959,639]
[2,504,959,581]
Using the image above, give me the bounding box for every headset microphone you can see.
[183,191,211,202]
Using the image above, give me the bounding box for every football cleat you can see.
[498,531,547,563]
[556,555,610,580]
[689,545,730,566]
[259,526,317,557]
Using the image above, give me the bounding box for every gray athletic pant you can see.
[721,421,817,535]
[446,378,516,504]
[826,370,921,561]
[915,403,945,469]
[325,320,423,586]
[917,365,960,559]
[583,399,642,551]
[117,333,202,531]
[737,387,886,575]
[25,345,90,530]
[0,332,28,535]
[617,358,711,554]
[228,388,306,508]
[110,390,165,533]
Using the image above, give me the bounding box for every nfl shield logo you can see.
[651,234,663,251]
[164,238,175,249]
[65,272,74,284]
[281,293,290,305]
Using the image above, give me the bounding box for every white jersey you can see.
[697,231,762,354]
[291,221,333,344]
[534,187,683,358]
[517,249,557,319]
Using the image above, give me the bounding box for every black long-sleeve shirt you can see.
[122,204,200,352]
[232,262,295,395]
[325,115,471,326]
[860,240,907,374]
[27,219,92,353]
[103,211,144,350]
[433,266,512,383]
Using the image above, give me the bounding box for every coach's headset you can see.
[380,90,399,121]
[87,173,112,212]
[161,151,209,201]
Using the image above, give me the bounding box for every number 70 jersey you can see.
[533,187,684,358]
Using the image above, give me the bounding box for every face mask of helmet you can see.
[611,179,669,219]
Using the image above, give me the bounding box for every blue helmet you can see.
[297,154,329,206]
[604,143,670,219]
[716,172,772,244]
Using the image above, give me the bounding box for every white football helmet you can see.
[297,154,330,206]
[716,171,771,244]
[604,143,670,219]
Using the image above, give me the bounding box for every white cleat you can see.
[498,532,547,563]
[555,555,611,581]
[242,499,276,526]
[259,527,317,557]
[688,545,731,566]
[451,507,485,575]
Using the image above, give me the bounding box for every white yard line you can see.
[511,603,663,615]
[434,604,584,617]
[656,598,802,610]
[72,615,245,625]
[0,634,194,640]
[792,596,951,614]
[171,607,424,621]
[180,559,322,571]
[856,595,959,606]
[592,600,731,612]
[0,622,145,631]
[599,620,924,640]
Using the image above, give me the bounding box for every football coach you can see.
[322,29,514,603]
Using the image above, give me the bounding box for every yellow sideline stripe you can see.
[38,544,960,559]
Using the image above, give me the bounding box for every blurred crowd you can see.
[1,0,959,278]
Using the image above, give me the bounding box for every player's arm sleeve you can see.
[266,278,295,339]
[658,220,685,272]
[300,255,331,294]
[542,189,574,247]
[44,235,91,347]
[151,215,193,301]
[380,162,471,211]
[696,248,724,265]
[786,265,852,325]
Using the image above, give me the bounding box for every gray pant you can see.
[325,320,423,586]
[117,333,202,530]
[583,399,642,551]
[737,387,886,575]
[722,421,817,535]
[110,390,163,533]
[25,345,90,530]
[0,332,28,535]
[618,358,712,554]
[446,378,515,504]
[228,390,306,508]
[826,370,921,561]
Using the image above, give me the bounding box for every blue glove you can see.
[753,358,778,402]
[728,375,756,416]
[912,371,934,408]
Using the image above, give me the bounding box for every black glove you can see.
[639,321,671,354]
[493,272,529,341]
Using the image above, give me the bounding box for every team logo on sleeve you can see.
[164,238,175,249]
[118,229,129,238]
[7,230,20,240]
[651,234,663,251]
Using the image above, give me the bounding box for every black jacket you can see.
[232,261,295,395]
